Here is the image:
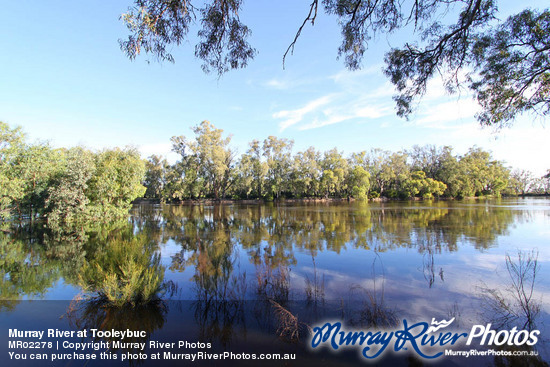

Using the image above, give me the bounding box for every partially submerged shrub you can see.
[79,234,165,306]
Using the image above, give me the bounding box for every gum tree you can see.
[120,1,549,128]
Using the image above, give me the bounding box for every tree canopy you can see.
[120,0,549,128]
[139,121,550,202]
[0,122,146,224]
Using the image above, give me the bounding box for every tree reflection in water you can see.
[0,231,64,311]
[477,251,547,367]
[67,298,166,363]
[1,200,546,365]
[78,227,166,307]
[479,250,542,331]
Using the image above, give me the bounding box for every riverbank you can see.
[133,194,549,206]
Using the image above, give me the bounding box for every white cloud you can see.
[414,99,481,128]
[273,95,334,131]
[355,105,389,119]
[299,114,350,130]
[263,74,324,90]
[265,78,291,90]
[269,65,401,131]
[298,104,390,130]
[273,90,394,131]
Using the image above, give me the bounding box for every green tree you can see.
[191,121,235,199]
[347,165,370,200]
[143,154,169,200]
[9,143,63,220]
[244,139,268,198]
[262,136,294,199]
[432,147,461,197]
[408,145,452,180]
[169,135,203,200]
[320,169,340,198]
[363,148,391,196]
[233,153,254,199]
[508,169,534,195]
[87,147,147,220]
[0,122,25,164]
[0,123,26,220]
[320,148,348,197]
[384,151,410,198]
[401,171,446,199]
[45,148,95,228]
[1,123,148,223]
[454,147,510,197]
[292,147,321,198]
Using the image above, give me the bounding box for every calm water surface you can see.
[2,198,549,366]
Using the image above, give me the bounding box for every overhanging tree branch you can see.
[283,0,319,69]
[119,0,549,128]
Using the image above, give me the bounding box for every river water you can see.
[1,198,549,366]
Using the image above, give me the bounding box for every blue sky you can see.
[0,0,548,175]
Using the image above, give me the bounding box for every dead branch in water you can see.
[269,299,312,342]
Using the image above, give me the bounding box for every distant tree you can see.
[87,147,146,220]
[245,139,268,198]
[192,121,235,199]
[233,153,254,199]
[320,148,348,197]
[385,152,410,198]
[364,148,392,196]
[292,147,321,198]
[431,147,461,197]
[143,154,169,199]
[262,136,294,199]
[120,1,549,128]
[408,145,451,179]
[401,170,446,199]
[0,122,26,220]
[320,169,337,198]
[45,148,95,228]
[455,147,509,197]
[9,143,62,220]
[347,165,370,200]
[542,170,550,194]
[170,121,235,200]
[508,169,534,195]
[169,135,203,200]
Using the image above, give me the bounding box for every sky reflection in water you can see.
[2,198,550,365]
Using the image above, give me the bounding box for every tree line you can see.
[0,122,145,225]
[144,121,550,202]
[2,120,549,225]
